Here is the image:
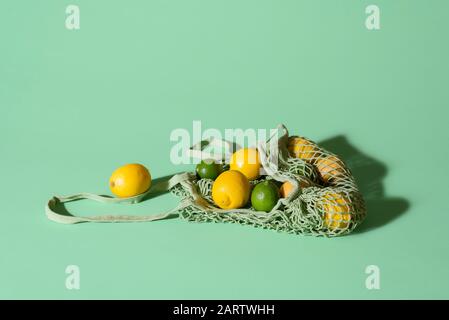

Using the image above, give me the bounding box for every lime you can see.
[251,180,280,212]
[196,159,223,180]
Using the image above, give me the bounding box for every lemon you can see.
[212,170,250,209]
[230,148,261,181]
[321,192,351,230]
[251,181,279,212]
[287,136,318,161]
[109,163,151,198]
[196,159,223,180]
[315,155,346,183]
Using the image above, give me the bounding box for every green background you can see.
[1,0,448,299]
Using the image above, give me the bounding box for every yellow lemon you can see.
[230,148,261,181]
[287,136,319,162]
[212,170,250,209]
[321,192,352,230]
[315,156,346,183]
[109,163,151,198]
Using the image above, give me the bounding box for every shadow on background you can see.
[141,174,181,202]
[319,136,409,233]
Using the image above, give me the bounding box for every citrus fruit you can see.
[280,179,312,198]
[321,192,351,230]
[287,136,319,161]
[230,148,261,181]
[251,180,280,212]
[196,159,222,180]
[109,163,151,198]
[280,181,295,198]
[315,155,346,183]
[212,170,250,209]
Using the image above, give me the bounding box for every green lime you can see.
[251,180,280,212]
[196,159,223,180]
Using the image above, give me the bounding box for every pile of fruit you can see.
[106,134,360,233]
[46,125,365,236]
[196,148,280,213]
[190,137,355,230]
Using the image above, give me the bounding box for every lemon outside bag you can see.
[46,125,366,237]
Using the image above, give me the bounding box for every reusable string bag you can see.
[46,125,366,237]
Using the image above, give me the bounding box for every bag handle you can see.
[187,137,234,162]
[45,172,194,224]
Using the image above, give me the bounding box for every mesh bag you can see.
[170,125,366,237]
[46,125,366,237]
